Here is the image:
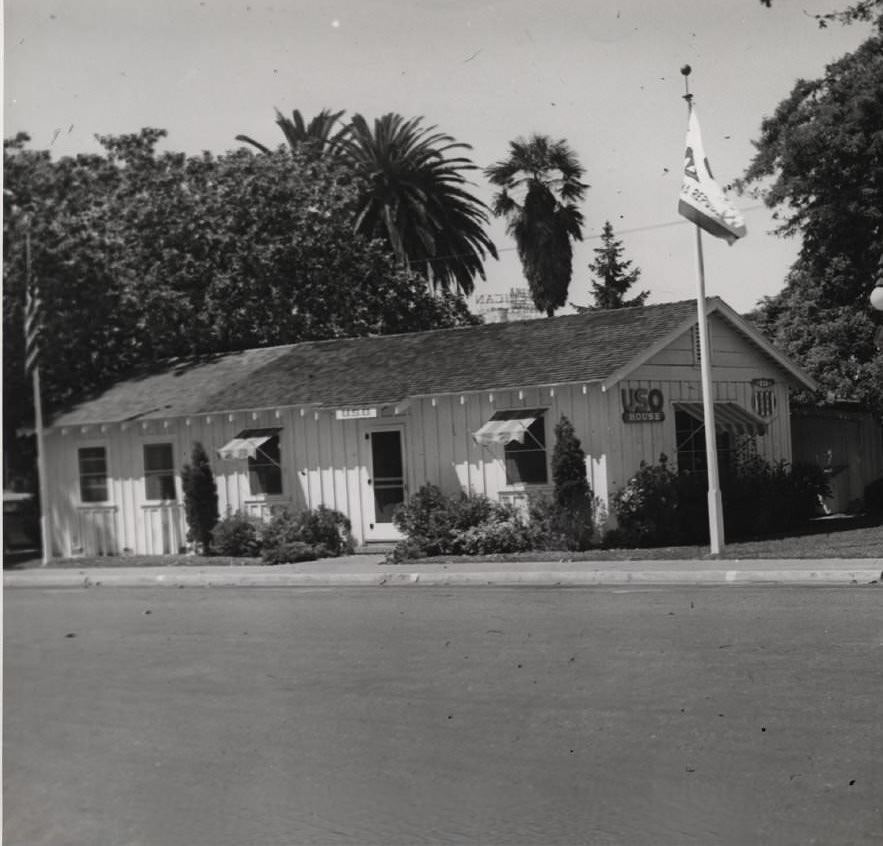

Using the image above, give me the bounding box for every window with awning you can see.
[217,428,283,495]
[473,409,548,485]
[674,402,765,477]
[674,402,767,438]
[473,409,546,446]
[217,429,282,461]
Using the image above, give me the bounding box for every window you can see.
[675,410,736,476]
[144,443,176,501]
[504,415,548,484]
[249,433,282,495]
[79,446,108,503]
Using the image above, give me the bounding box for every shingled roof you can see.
[49,298,811,427]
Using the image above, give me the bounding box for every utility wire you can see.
[427,204,768,263]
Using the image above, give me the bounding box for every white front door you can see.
[364,427,406,541]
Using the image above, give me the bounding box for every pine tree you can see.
[181,442,219,554]
[588,221,649,310]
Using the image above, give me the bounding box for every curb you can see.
[4,568,881,589]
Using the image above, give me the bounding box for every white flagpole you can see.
[692,227,725,554]
[682,68,725,554]
[26,227,52,565]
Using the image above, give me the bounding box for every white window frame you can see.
[78,443,110,504]
[247,432,283,497]
[142,441,178,503]
[502,413,549,486]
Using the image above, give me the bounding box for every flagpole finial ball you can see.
[680,65,692,77]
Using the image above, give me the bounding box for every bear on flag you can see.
[678,107,746,245]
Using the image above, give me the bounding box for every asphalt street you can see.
[4,585,882,846]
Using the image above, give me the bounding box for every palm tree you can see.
[338,113,497,296]
[236,108,351,159]
[485,135,588,316]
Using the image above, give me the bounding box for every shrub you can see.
[611,454,699,547]
[864,477,883,516]
[385,537,428,565]
[181,442,219,554]
[551,415,591,508]
[260,505,354,564]
[612,453,831,547]
[211,511,263,557]
[392,484,538,557]
[546,415,594,550]
[457,517,537,556]
[295,505,355,556]
[263,540,319,565]
[722,458,829,538]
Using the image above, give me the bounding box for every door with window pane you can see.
[365,429,405,540]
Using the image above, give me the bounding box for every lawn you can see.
[4,514,881,569]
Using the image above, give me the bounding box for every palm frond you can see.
[234,134,272,154]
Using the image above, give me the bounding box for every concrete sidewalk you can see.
[4,554,882,588]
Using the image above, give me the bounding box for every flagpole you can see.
[26,226,52,566]
[682,67,725,554]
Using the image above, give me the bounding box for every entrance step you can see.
[355,542,396,555]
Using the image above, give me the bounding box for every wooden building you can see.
[43,297,819,557]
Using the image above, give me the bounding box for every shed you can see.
[43,297,818,556]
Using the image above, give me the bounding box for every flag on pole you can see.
[678,107,746,245]
[25,279,43,376]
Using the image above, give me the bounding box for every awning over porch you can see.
[217,428,281,461]
[674,402,767,437]
[473,409,546,446]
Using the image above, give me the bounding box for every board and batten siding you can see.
[44,406,378,556]
[43,314,802,556]
[603,317,795,498]
[406,382,608,513]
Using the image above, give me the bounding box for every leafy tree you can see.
[759,0,882,27]
[239,109,497,296]
[3,130,478,465]
[738,17,883,416]
[586,221,649,310]
[181,442,219,554]
[485,135,588,316]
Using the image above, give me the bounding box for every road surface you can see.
[4,585,882,845]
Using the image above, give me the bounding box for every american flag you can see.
[24,279,42,376]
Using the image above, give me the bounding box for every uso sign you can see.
[621,387,665,423]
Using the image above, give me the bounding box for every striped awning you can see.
[217,428,280,461]
[675,402,767,437]
[473,409,545,446]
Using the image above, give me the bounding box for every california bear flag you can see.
[678,107,746,245]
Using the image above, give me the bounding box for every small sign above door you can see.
[335,407,378,420]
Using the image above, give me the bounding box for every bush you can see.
[456,517,538,556]
[262,540,320,565]
[547,415,594,550]
[211,511,263,557]
[181,442,219,554]
[260,505,354,564]
[723,458,829,538]
[528,494,595,551]
[392,484,538,558]
[611,454,701,547]
[864,477,883,516]
[612,453,831,547]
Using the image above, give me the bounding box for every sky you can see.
[3,0,873,315]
